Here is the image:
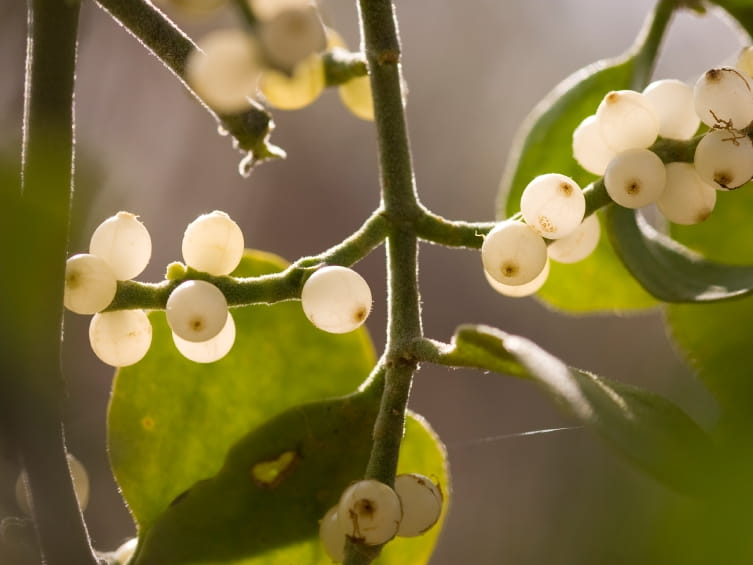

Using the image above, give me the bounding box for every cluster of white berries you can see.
[319,474,443,562]
[184,1,374,118]
[65,211,244,367]
[575,55,753,222]
[482,174,600,298]
[66,210,372,368]
[485,50,753,299]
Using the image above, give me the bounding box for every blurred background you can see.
[0,0,745,563]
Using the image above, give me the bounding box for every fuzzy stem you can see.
[0,1,100,564]
[343,1,423,563]
[629,0,678,89]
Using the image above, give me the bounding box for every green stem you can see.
[106,209,389,311]
[415,207,495,248]
[2,1,99,563]
[629,0,678,89]
[93,0,279,160]
[343,1,423,563]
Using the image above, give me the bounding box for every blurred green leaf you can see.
[109,250,448,564]
[665,184,753,428]
[453,325,712,492]
[606,205,753,302]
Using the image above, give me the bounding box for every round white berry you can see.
[694,129,753,190]
[520,173,585,239]
[693,67,753,129]
[642,79,700,140]
[250,0,309,21]
[339,75,374,121]
[656,162,717,225]
[337,479,402,546]
[595,90,659,151]
[258,5,326,71]
[89,310,152,367]
[259,53,324,110]
[301,266,372,334]
[484,258,549,298]
[172,311,236,363]
[481,221,547,286]
[182,211,245,276]
[572,115,617,175]
[394,474,443,538]
[185,28,261,114]
[736,46,753,79]
[64,254,117,315]
[89,211,152,280]
[15,453,89,516]
[166,280,228,343]
[319,505,347,563]
[547,213,601,264]
[604,148,666,208]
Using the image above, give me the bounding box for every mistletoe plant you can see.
[6,0,753,564]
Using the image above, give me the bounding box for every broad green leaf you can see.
[109,250,449,564]
[452,325,712,492]
[605,205,753,302]
[131,401,447,565]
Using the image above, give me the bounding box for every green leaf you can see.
[109,251,376,534]
[109,250,448,564]
[131,400,447,565]
[452,325,712,492]
[665,185,753,428]
[605,204,753,302]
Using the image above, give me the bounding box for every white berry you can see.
[572,115,617,175]
[484,259,549,298]
[694,129,753,190]
[693,67,753,129]
[258,5,326,71]
[595,90,659,151]
[301,266,372,334]
[319,505,347,563]
[339,75,374,121]
[481,221,547,286]
[604,148,666,208]
[15,453,89,516]
[166,280,228,343]
[520,173,585,239]
[547,213,601,264]
[182,211,245,276]
[259,53,324,110]
[64,254,117,315]
[185,28,261,114]
[394,473,443,538]
[337,479,402,546]
[642,79,700,140]
[89,310,152,367]
[656,162,717,225]
[172,311,236,363]
[89,211,152,280]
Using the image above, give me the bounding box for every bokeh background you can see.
[0,1,744,563]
